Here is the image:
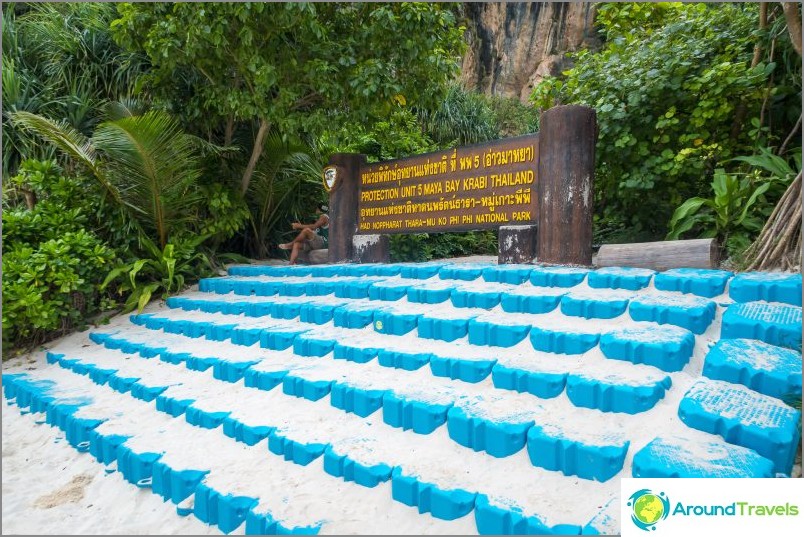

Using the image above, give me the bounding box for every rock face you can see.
[461,2,599,102]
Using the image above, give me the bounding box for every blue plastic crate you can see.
[391,469,477,521]
[491,363,567,399]
[468,317,532,348]
[439,264,488,282]
[678,379,802,475]
[382,392,451,434]
[560,291,632,319]
[526,423,628,482]
[500,288,565,314]
[418,313,477,343]
[474,494,582,535]
[721,302,802,349]
[430,354,497,383]
[729,272,802,306]
[566,371,672,414]
[282,375,333,402]
[446,405,534,458]
[632,435,775,478]
[377,349,433,371]
[373,309,421,336]
[588,267,655,291]
[529,266,589,288]
[323,448,393,488]
[267,431,327,466]
[653,268,733,298]
[599,325,695,372]
[702,339,802,400]
[330,382,387,417]
[482,265,534,285]
[629,294,717,334]
[529,324,600,355]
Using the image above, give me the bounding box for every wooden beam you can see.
[596,239,720,271]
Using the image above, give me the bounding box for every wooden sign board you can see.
[356,134,539,234]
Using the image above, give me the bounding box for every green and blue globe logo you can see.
[628,489,670,531]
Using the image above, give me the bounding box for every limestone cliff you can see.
[461,2,599,103]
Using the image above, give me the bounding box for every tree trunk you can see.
[240,119,270,195]
[731,2,768,139]
[782,2,802,56]
[224,115,235,147]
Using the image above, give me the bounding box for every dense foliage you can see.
[532,2,801,246]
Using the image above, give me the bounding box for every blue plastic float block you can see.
[139,345,167,359]
[373,309,421,336]
[629,295,716,335]
[588,267,656,291]
[46,400,91,432]
[451,288,502,310]
[198,277,219,292]
[156,395,196,417]
[330,383,387,417]
[526,424,628,482]
[205,278,235,294]
[382,392,452,434]
[107,375,141,395]
[231,279,266,296]
[2,375,55,411]
[529,325,600,355]
[560,293,630,320]
[130,383,169,403]
[566,373,672,414]
[117,444,162,487]
[407,285,454,304]
[186,355,221,372]
[143,315,170,331]
[418,315,475,343]
[221,302,251,316]
[268,431,328,466]
[185,406,231,430]
[400,264,448,279]
[371,265,404,277]
[468,318,531,348]
[270,301,305,320]
[499,291,564,314]
[391,469,477,521]
[259,328,309,351]
[653,268,733,298]
[333,305,377,329]
[245,510,321,535]
[333,343,380,364]
[599,326,695,373]
[631,436,775,478]
[482,266,534,285]
[166,296,192,310]
[232,327,265,347]
[529,266,589,288]
[306,280,339,297]
[474,495,582,536]
[64,415,105,451]
[491,364,567,399]
[152,461,209,504]
[277,281,309,297]
[430,355,497,383]
[197,300,226,314]
[293,334,337,357]
[194,484,259,534]
[334,280,378,299]
[243,301,276,318]
[702,339,802,400]
[368,282,411,301]
[282,375,333,402]
[88,431,130,465]
[377,349,433,371]
[310,265,346,278]
[213,360,261,383]
[299,303,341,325]
[203,323,237,342]
[323,448,393,488]
[222,417,275,446]
[243,369,288,392]
[226,265,269,277]
[88,331,115,345]
[729,272,802,306]
[446,406,533,458]
[678,380,802,475]
[721,302,802,350]
[439,265,486,282]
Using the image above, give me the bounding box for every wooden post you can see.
[537,105,596,266]
[327,153,366,263]
[499,225,538,264]
[354,235,390,263]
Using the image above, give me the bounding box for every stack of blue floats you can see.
[3,262,801,535]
